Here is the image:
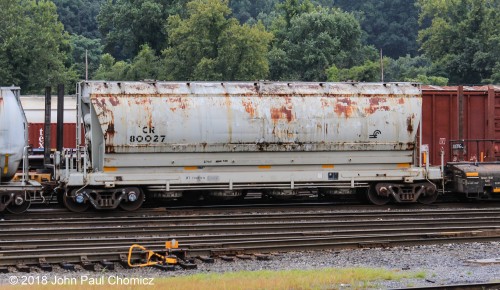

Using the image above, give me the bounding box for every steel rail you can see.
[7,202,500,220]
[0,217,500,241]
[1,226,499,251]
[3,209,500,228]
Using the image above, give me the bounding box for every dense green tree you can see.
[232,0,421,59]
[52,0,103,38]
[269,7,368,81]
[0,0,77,93]
[314,0,419,59]
[384,54,430,82]
[70,34,103,80]
[405,74,448,85]
[161,0,273,81]
[278,0,314,27]
[384,54,448,84]
[126,44,161,80]
[327,60,380,82]
[215,23,272,80]
[417,0,500,84]
[489,64,500,84]
[229,0,278,23]
[93,54,130,80]
[97,0,186,60]
[327,55,449,85]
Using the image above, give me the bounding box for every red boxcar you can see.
[422,85,500,165]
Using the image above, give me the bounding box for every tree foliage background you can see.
[0,0,77,93]
[269,5,369,81]
[1,0,500,93]
[160,0,272,80]
[417,0,500,84]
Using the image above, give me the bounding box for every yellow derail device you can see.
[127,239,180,268]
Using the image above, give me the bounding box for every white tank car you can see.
[0,87,27,182]
[59,81,442,212]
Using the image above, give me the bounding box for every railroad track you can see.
[8,200,500,220]
[1,206,500,270]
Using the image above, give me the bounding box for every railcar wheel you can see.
[417,183,438,205]
[6,195,31,214]
[63,188,90,212]
[119,189,144,211]
[367,188,390,205]
[418,193,438,205]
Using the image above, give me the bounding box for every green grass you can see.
[4,267,425,290]
[415,271,427,279]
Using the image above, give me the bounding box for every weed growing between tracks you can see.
[3,267,423,289]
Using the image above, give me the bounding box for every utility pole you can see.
[85,49,88,80]
[380,48,384,82]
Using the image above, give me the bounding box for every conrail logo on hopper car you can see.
[369,130,382,138]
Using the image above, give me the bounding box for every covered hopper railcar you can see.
[0,87,42,213]
[59,81,442,212]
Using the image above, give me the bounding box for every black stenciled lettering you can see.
[130,134,165,143]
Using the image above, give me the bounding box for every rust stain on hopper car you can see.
[92,98,114,120]
[131,95,153,105]
[109,96,120,106]
[370,97,382,106]
[364,97,391,114]
[104,121,116,154]
[168,96,189,112]
[407,115,414,133]
[105,123,115,136]
[321,98,331,108]
[105,145,115,153]
[334,98,356,118]
[270,96,294,122]
[241,99,256,117]
[271,106,294,122]
[147,112,154,129]
[92,98,106,110]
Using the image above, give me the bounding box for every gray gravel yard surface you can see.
[0,241,499,289]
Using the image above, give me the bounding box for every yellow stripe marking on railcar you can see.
[103,167,117,172]
[3,154,9,175]
[322,165,335,169]
[258,165,272,169]
[397,163,411,168]
[493,188,500,193]
[466,172,479,177]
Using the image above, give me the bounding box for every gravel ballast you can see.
[1,242,499,288]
